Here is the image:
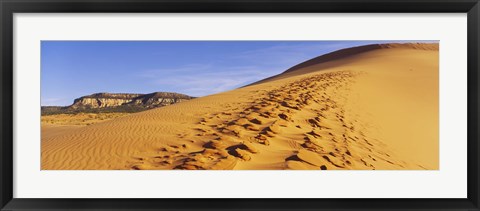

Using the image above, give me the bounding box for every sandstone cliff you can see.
[42,92,194,115]
[70,92,193,109]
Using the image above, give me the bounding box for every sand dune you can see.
[42,113,131,126]
[41,43,438,170]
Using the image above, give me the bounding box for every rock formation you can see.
[70,92,193,109]
[42,92,194,115]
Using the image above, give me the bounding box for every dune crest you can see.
[41,43,438,170]
[284,43,438,74]
[250,43,438,86]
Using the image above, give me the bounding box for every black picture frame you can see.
[1,0,479,210]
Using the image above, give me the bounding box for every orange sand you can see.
[41,113,131,126]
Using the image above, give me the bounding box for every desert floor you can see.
[41,43,438,170]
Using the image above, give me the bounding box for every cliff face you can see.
[70,92,194,109]
[72,98,133,109]
[42,92,194,115]
[127,92,192,108]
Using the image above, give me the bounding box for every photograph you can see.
[2,0,477,209]
[40,40,439,170]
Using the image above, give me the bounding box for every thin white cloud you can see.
[138,63,213,78]
[148,65,278,97]
[137,64,281,97]
[41,98,65,106]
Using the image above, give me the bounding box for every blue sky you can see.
[41,40,435,106]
